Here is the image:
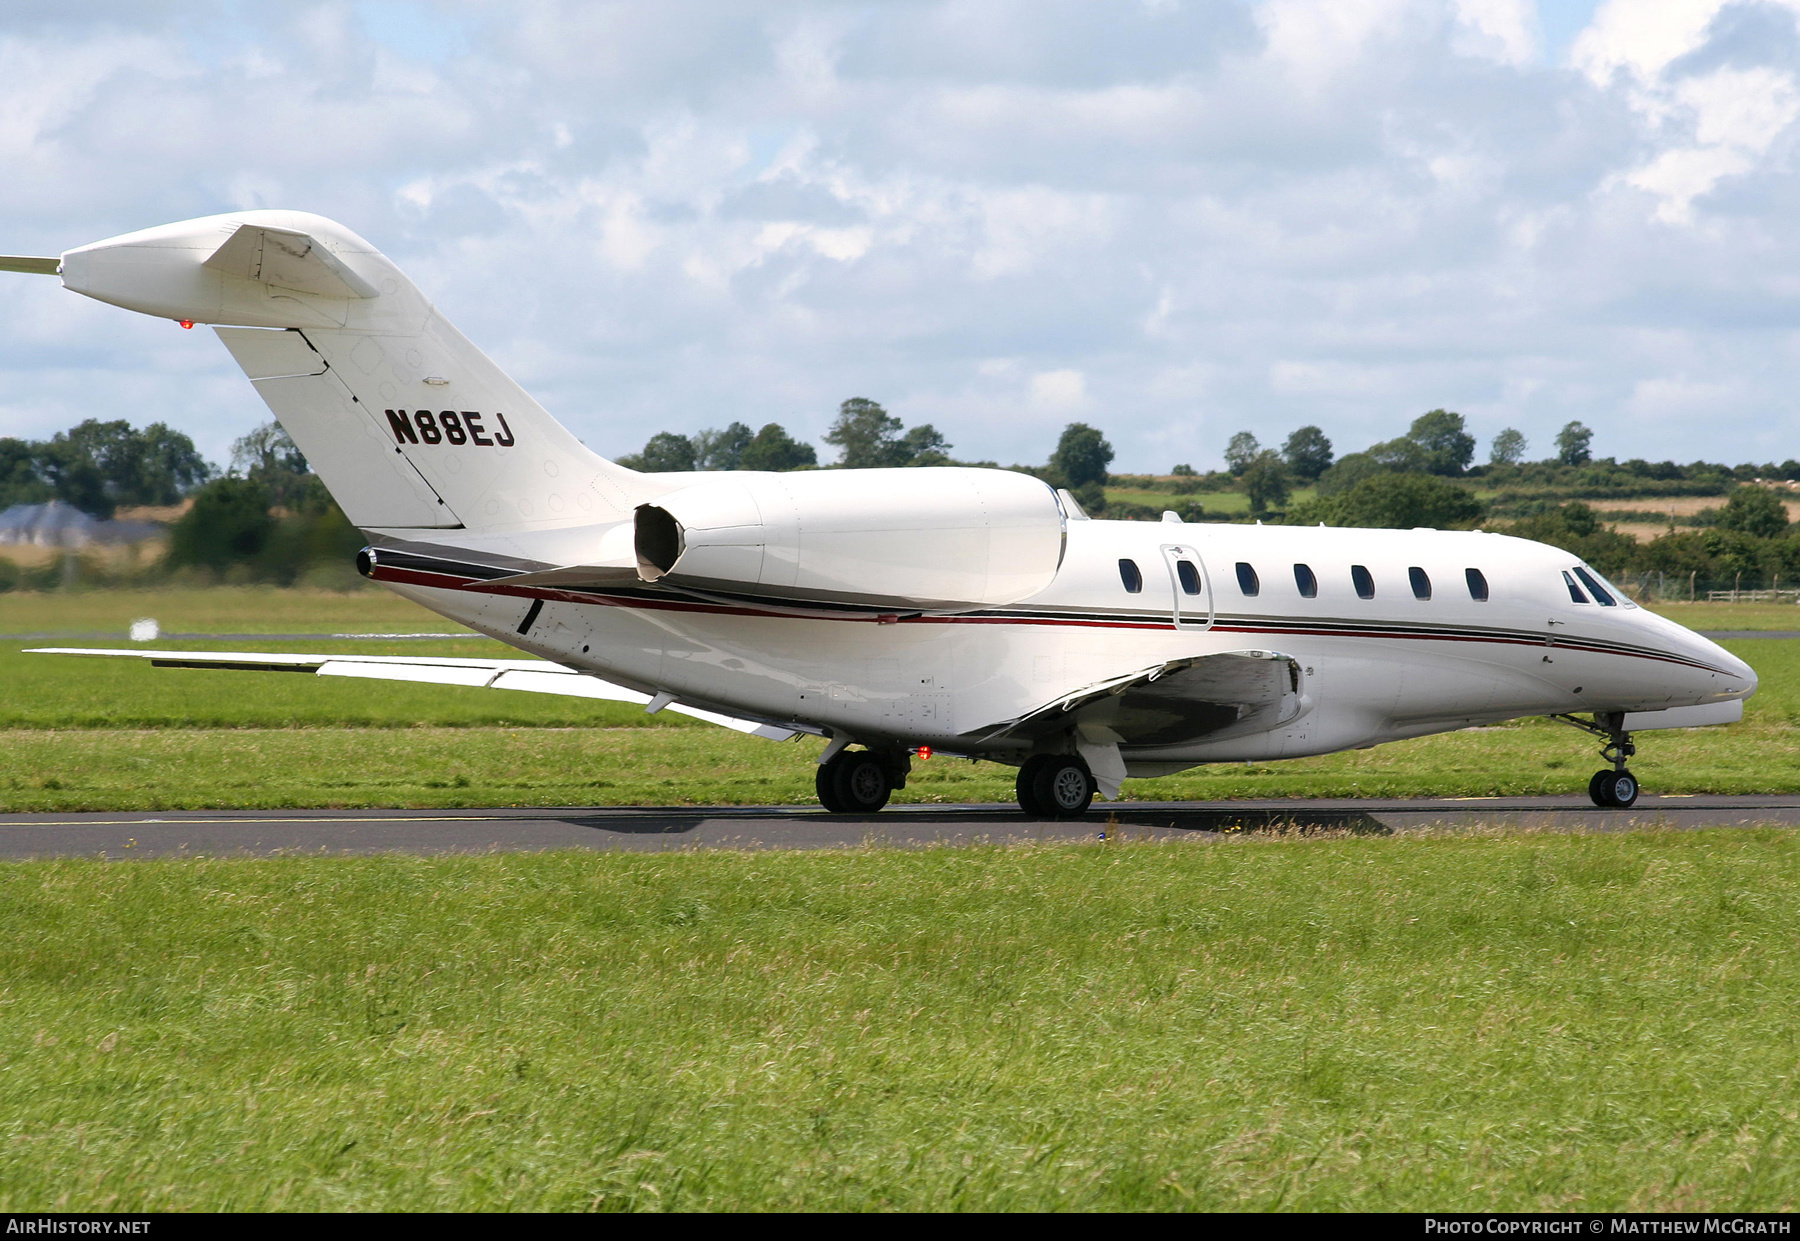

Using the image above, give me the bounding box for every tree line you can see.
[0,420,212,520]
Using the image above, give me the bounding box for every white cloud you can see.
[5,0,1800,476]
[1450,0,1538,65]
[1029,369,1088,412]
[1571,0,1727,83]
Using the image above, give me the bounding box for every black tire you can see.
[1588,769,1610,807]
[1031,756,1095,819]
[1015,755,1051,817]
[816,758,848,813]
[1592,768,1639,808]
[831,751,892,814]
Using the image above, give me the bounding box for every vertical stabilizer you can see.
[58,210,651,535]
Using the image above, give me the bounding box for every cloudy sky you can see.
[3,0,1799,474]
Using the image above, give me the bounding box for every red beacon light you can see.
[176,319,194,330]
[916,746,932,760]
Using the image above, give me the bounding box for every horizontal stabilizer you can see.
[0,256,59,275]
[203,224,377,300]
[27,648,801,741]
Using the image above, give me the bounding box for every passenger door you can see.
[1160,544,1213,631]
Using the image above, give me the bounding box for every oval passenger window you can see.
[1465,568,1489,601]
[1409,567,1431,600]
[1351,565,1374,599]
[1235,562,1259,596]
[1177,560,1201,595]
[1294,563,1318,598]
[1119,559,1143,594]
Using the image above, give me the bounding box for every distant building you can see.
[0,501,163,549]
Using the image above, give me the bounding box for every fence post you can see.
[1690,570,1696,601]
[1735,571,1742,602]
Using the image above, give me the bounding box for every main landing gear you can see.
[816,747,909,814]
[1015,753,1096,819]
[1554,711,1639,808]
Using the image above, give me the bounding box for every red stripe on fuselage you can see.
[368,565,1725,674]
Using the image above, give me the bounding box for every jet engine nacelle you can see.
[634,468,1067,611]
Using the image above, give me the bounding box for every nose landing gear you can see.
[1554,711,1639,808]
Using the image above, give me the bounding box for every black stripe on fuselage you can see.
[367,563,1730,675]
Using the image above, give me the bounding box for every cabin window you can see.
[1351,565,1375,599]
[1119,559,1143,594]
[1177,560,1202,595]
[1465,568,1489,601]
[1573,566,1616,607]
[1562,570,1589,604]
[1294,563,1318,598]
[1409,567,1432,600]
[1235,562,1259,597]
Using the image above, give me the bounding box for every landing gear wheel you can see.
[816,760,849,814]
[821,750,892,814]
[1015,755,1053,817]
[1589,768,1639,808]
[1031,756,1096,820]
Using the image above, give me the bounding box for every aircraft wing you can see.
[26,647,802,741]
[973,648,1305,749]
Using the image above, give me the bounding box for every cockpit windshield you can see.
[1574,565,1636,609]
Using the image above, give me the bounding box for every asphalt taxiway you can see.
[3,795,1800,858]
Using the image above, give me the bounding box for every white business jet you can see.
[2,212,1757,816]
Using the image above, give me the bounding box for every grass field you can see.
[4,589,1798,1212]
[0,588,1794,810]
[1102,486,1320,515]
[2,832,1797,1211]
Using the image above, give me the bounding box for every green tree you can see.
[900,424,953,467]
[1315,451,1383,497]
[0,439,50,509]
[1404,409,1475,475]
[1241,451,1291,516]
[632,432,698,473]
[1224,431,1261,477]
[1718,485,1790,539]
[1556,421,1593,466]
[1489,427,1527,466]
[1503,502,1637,576]
[230,421,312,508]
[1170,463,1196,477]
[738,423,817,471]
[1050,423,1114,489]
[41,419,211,517]
[1280,426,1334,481]
[165,477,275,573]
[823,399,951,467]
[693,422,754,471]
[824,398,907,467]
[1289,473,1484,530]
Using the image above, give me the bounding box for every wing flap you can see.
[973,649,1306,750]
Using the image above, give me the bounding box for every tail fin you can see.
[59,210,649,534]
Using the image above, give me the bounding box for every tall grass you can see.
[1,833,1795,1211]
